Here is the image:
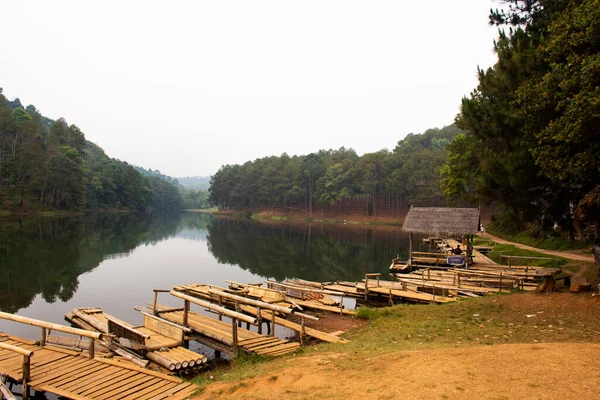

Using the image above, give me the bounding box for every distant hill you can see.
[134,166,179,186]
[177,176,211,191]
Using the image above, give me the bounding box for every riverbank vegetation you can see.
[441,0,600,238]
[0,90,182,213]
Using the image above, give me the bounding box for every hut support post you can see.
[409,233,413,261]
[339,295,344,316]
[22,355,30,400]
[153,291,158,313]
[40,328,46,347]
[300,317,305,345]
[183,300,189,326]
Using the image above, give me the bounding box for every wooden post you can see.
[257,307,263,334]
[22,355,30,400]
[499,273,503,292]
[153,291,158,313]
[409,232,413,261]
[218,295,223,321]
[432,283,436,302]
[339,295,344,316]
[231,318,238,353]
[300,317,305,345]
[183,299,190,326]
[271,310,276,337]
[40,328,46,346]
[88,340,95,359]
[364,274,369,301]
[389,289,393,306]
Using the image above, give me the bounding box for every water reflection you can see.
[0,212,410,316]
[207,217,408,281]
[0,213,181,313]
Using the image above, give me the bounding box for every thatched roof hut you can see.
[403,207,480,235]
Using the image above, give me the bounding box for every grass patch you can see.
[487,225,589,251]
[356,306,393,320]
[485,244,567,269]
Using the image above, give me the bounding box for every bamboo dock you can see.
[0,313,196,400]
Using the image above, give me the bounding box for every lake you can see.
[0,212,412,341]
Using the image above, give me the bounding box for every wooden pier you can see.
[0,312,196,400]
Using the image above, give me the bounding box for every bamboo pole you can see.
[0,311,104,340]
[208,288,294,315]
[170,290,257,325]
[0,379,16,400]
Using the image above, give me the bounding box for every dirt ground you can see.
[199,342,600,400]
[197,292,600,400]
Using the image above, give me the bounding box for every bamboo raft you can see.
[148,304,300,357]
[65,308,208,373]
[0,312,196,400]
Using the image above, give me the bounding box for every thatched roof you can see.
[402,207,480,235]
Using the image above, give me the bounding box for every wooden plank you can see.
[148,382,197,400]
[94,357,183,383]
[93,374,156,399]
[29,358,94,386]
[60,366,122,391]
[251,341,297,352]
[44,363,108,388]
[78,370,138,396]
[29,356,78,379]
[34,384,94,400]
[104,376,163,400]
[121,379,176,400]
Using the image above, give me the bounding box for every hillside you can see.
[0,89,182,212]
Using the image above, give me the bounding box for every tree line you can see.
[209,125,464,212]
[0,90,182,212]
[442,0,600,235]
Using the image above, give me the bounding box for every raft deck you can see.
[0,333,196,400]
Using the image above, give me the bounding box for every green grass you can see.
[355,306,393,320]
[484,244,567,269]
[487,225,589,251]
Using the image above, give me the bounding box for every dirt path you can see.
[199,343,600,400]
[480,232,594,262]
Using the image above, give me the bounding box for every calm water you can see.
[0,212,411,340]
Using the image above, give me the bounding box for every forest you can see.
[0,91,182,212]
[209,124,464,212]
[210,0,600,237]
[442,0,600,235]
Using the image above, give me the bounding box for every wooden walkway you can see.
[154,306,300,357]
[0,334,197,400]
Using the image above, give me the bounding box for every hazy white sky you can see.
[0,1,500,177]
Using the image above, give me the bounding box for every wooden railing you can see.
[0,342,33,399]
[0,311,105,360]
